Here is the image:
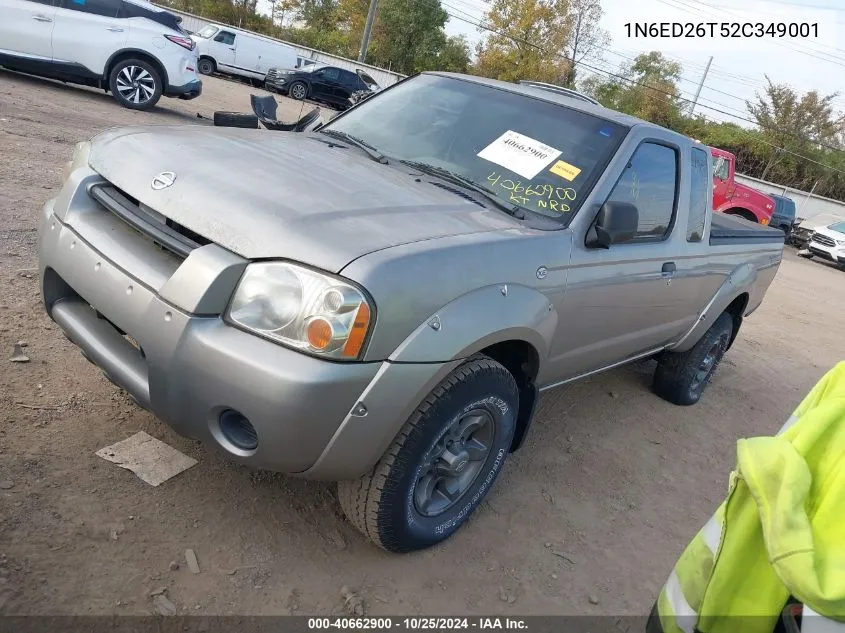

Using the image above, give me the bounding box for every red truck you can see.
[710,147,775,225]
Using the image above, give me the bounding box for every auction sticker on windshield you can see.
[477,130,561,179]
[549,160,582,182]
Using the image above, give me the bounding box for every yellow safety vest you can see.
[654,361,845,633]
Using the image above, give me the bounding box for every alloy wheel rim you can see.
[414,408,495,517]
[292,84,305,99]
[115,66,155,105]
[690,335,728,393]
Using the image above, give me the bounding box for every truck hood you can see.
[88,126,518,272]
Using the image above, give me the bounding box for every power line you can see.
[433,3,845,171]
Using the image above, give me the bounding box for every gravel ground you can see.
[1,68,843,617]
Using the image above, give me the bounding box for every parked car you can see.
[40,72,783,553]
[769,193,797,235]
[192,24,297,82]
[0,0,201,110]
[711,148,776,224]
[265,64,380,109]
[799,220,845,266]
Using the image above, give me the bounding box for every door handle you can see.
[32,14,53,21]
[229,47,236,51]
[106,26,124,32]
[661,261,676,276]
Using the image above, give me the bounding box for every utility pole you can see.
[358,0,379,63]
[689,55,713,117]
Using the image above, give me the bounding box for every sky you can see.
[442,0,845,126]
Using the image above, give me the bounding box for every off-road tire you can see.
[338,356,518,553]
[288,81,308,100]
[108,59,162,111]
[212,111,259,128]
[197,58,216,76]
[653,312,733,406]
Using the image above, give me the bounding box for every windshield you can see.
[320,74,626,222]
[195,25,219,39]
[358,71,379,90]
[828,221,845,233]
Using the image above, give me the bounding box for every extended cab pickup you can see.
[39,72,784,552]
[711,147,776,224]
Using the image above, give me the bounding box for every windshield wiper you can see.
[319,129,388,164]
[400,161,525,220]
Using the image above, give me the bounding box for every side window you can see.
[713,156,729,181]
[61,0,120,16]
[687,147,708,242]
[341,70,359,88]
[214,31,236,45]
[322,67,340,81]
[605,142,678,241]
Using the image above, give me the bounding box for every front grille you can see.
[811,232,836,248]
[266,69,282,82]
[88,183,211,258]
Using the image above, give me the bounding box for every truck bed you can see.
[709,213,785,246]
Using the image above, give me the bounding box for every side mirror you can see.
[586,201,639,249]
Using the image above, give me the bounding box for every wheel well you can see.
[105,50,168,89]
[724,208,758,223]
[480,340,540,453]
[723,293,749,349]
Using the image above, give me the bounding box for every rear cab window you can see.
[357,71,379,90]
[687,147,709,242]
[322,74,626,222]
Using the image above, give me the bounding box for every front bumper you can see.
[808,241,845,263]
[38,169,454,478]
[165,79,202,100]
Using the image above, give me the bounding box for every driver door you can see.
[209,29,236,71]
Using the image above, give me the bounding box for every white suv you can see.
[0,0,202,110]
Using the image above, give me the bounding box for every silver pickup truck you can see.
[39,72,784,552]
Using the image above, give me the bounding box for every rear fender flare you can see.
[669,263,756,353]
[388,284,556,364]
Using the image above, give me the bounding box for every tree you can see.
[437,35,472,73]
[747,77,843,180]
[368,0,449,74]
[474,0,571,83]
[561,0,608,87]
[581,52,683,128]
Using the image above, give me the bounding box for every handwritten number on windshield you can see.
[487,172,576,213]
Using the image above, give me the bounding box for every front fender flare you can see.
[388,284,557,364]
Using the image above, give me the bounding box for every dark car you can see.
[769,193,797,235]
[265,65,380,110]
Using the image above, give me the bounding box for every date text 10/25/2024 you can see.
[308,618,528,630]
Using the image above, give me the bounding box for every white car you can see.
[801,220,845,267]
[0,0,201,110]
[192,24,298,82]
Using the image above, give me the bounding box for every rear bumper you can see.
[164,79,202,100]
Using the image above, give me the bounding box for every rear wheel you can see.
[109,59,162,110]
[653,313,733,406]
[197,58,215,76]
[289,81,308,100]
[338,356,518,553]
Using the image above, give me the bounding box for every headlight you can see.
[226,262,373,360]
[62,141,91,182]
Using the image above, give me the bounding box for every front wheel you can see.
[197,58,215,76]
[338,356,518,553]
[653,312,733,406]
[109,59,162,110]
[288,81,308,100]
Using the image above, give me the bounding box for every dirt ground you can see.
[1,68,843,617]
